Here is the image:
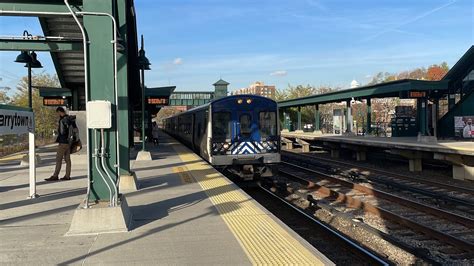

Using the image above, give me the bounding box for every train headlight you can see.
[223,143,230,149]
[237,99,243,104]
[246,99,252,104]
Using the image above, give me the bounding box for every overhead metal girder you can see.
[0,1,82,16]
[0,38,82,52]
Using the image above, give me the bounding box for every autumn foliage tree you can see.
[11,73,60,143]
[276,85,341,132]
[368,62,449,84]
[426,62,449,81]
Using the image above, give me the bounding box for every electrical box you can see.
[87,101,112,129]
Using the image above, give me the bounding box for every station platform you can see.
[282,131,474,181]
[0,134,332,265]
[282,131,474,156]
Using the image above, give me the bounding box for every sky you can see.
[0,0,473,94]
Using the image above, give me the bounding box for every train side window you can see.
[212,112,231,140]
[259,111,276,138]
[240,114,252,138]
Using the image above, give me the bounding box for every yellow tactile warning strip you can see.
[173,166,196,184]
[0,153,24,162]
[171,144,326,265]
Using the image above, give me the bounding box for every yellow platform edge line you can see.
[171,143,326,266]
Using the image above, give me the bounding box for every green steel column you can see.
[297,106,302,131]
[282,110,288,130]
[84,0,117,201]
[346,100,352,133]
[366,98,372,134]
[314,104,320,131]
[141,69,146,151]
[448,93,456,110]
[72,89,78,110]
[27,63,32,108]
[116,0,131,175]
[433,98,439,137]
[417,98,428,135]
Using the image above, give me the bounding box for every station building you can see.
[232,81,276,99]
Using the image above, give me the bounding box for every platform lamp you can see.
[14,30,43,109]
[137,35,151,151]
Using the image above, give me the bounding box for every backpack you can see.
[67,116,82,154]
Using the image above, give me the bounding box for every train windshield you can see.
[259,111,277,138]
[240,114,252,138]
[212,112,231,140]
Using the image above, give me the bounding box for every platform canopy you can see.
[145,86,176,98]
[37,87,72,97]
[443,45,474,92]
[278,79,449,108]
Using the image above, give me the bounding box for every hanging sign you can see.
[408,91,426,98]
[0,107,34,135]
[147,97,168,105]
[43,98,67,106]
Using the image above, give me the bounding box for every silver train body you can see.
[163,95,280,179]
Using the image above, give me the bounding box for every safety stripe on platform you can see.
[171,144,325,265]
[173,166,196,184]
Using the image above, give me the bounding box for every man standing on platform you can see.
[45,107,72,181]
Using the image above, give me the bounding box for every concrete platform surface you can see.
[1,135,332,265]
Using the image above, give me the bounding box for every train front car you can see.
[210,95,280,179]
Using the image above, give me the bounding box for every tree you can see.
[155,106,182,125]
[426,63,449,81]
[11,73,60,142]
[276,84,340,132]
[367,62,450,85]
[0,86,11,103]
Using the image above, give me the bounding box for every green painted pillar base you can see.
[136,150,152,161]
[119,172,139,193]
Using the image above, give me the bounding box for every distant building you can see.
[350,80,360,88]
[213,79,230,99]
[233,81,275,99]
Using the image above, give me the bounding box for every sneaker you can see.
[59,176,71,181]
[45,176,59,181]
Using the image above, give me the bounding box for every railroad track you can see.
[241,184,389,265]
[278,162,474,263]
[281,150,474,215]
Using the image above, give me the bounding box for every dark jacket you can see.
[56,115,71,144]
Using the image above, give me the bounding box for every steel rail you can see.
[258,184,389,266]
[281,161,474,228]
[282,152,474,209]
[278,166,474,252]
[282,150,474,195]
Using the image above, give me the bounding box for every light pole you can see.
[13,30,42,199]
[137,35,151,152]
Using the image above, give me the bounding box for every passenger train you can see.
[163,95,280,179]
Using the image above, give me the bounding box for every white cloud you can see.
[270,70,288,77]
[173,57,183,65]
[361,0,457,42]
[306,0,328,12]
